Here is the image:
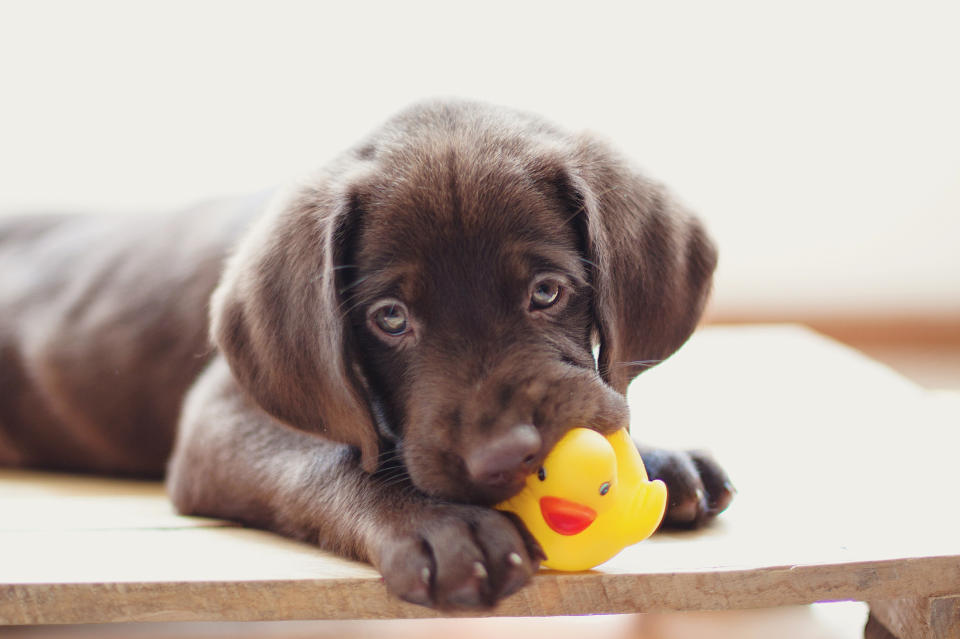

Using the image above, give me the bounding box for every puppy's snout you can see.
[465,423,541,488]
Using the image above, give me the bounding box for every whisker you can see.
[592,184,623,201]
[374,463,408,475]
[376,470,411,483]
[309,269,370,294]
[336,295,368,320]
[611,359,664,369]
[337,273,374,296]
[371,467,408,481]
[372,458,409,473]
[561,185,622,226]
[562,201,589,226]
[372,474,415,493]
[372,468,408,480]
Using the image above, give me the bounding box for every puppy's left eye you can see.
[530,279,562,309]
[369,300,410,337]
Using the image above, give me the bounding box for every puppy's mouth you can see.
[469,471,531,506]
[420,476,530,507]
[399,361,630,505]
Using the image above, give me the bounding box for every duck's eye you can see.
[599,482,610,496]
[537,467,546,481]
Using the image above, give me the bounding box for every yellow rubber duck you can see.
[497,427,667,571]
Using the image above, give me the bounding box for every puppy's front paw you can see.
[640,448,735,529]
[375,504,544,610]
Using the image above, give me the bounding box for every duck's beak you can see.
[539,496,597,535]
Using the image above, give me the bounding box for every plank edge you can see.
[4,555,959,625]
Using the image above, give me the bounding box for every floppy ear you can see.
[560,138,718,394]
[209,179,382,472]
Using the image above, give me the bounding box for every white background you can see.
[2,0,958,317]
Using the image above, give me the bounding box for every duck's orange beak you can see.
[539,496,597,535]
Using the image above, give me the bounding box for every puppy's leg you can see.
[167,358,543,610]
[635,441,735,528]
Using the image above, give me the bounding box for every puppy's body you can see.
[0,195,268,473]
[0,100,731,609]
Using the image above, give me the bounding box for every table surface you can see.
[2,325,959,625]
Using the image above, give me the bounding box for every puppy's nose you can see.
[465,424,542,487]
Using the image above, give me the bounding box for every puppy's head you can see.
[211,101,716,504]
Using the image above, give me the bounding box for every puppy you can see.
[0,100,732,609]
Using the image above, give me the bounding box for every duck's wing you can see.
[608,428,650,484]
[608,428,668,543]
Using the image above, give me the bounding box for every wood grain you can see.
[2,326,959,626]
[868,596,960,639]
[3,556,960,625]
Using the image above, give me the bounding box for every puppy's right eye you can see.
[370,301,409,336]
[530,280,561,309]
[528,274,569,314]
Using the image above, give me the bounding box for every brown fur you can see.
[0,100,732,609]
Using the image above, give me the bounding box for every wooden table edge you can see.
[4,554,959,625]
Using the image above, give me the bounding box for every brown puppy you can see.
[0,100,732,609]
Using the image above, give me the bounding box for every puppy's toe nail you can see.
[420,567,431,585]
[473,561,488,579]
[508,552,523,567]
[708,481,736,515]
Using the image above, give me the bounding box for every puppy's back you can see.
[0,193,269,475]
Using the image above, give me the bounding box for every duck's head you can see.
[511,427,619,536]
[497,426,667,571]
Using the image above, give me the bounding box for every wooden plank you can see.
[868,596,960,639]
[1,326,958,624]
[0,470,232,531]
[2,556,959,624]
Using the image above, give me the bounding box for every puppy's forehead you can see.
[355,150,582,288]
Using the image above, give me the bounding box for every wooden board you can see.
[869,596,960,639]
[2,325,959,625]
